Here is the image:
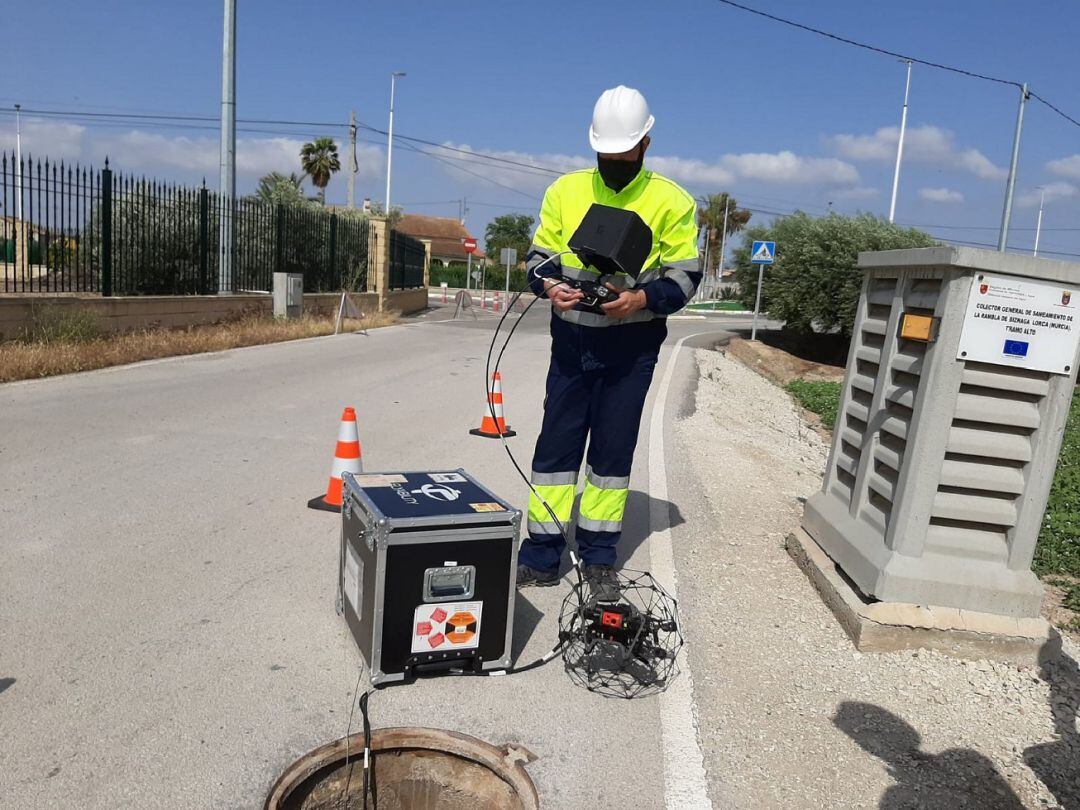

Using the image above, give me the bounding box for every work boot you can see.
[583,564,621,603]
[516,564,559,589]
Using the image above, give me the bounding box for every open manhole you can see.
[265,727,539,810]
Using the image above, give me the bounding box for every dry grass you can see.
[0,311,398,383]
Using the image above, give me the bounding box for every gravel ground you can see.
[672,347,1080,810]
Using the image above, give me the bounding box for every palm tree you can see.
[698,192,751,274]
[299,138,341,205]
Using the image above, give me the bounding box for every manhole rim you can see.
[264,726,539,810]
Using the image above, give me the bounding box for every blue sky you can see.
[3,0,1079,258]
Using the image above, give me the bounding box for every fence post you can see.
[198,184,209,294]
[101,159,113,297]
[368,216,391,312]
[328,213,338,290]
[275,205,285,275]
[419,238,432,289]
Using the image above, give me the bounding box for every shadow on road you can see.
[1024,640,1080,810]
[510,592,545,661]
[550,490,685,576]
[833,701,1025,809]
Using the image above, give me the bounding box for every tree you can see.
[254,172,311,207]
[364,200,405,229]
[484,213,534,264]
[698,192,751,273]
[299,138,341,205]
[731,211,938,337]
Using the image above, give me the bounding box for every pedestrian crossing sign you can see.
[751,241,776,265]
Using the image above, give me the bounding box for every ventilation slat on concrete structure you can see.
[961,364,1050,398]
[939,457,1025,494]
[931,490,1017,527]
[924,524,1009,564]
[946,424,1033,462]
[856,346,882,366]
[954,392,1041,429]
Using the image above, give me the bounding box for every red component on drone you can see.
[601,610,624,629]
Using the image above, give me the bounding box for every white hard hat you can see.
[589,85,655,154]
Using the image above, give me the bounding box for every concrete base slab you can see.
[786,528,1061,667]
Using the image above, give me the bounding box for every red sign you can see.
[462,238,477,254]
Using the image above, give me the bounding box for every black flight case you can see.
[338,469,521,686]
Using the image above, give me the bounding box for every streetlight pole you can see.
[888,60,912,224]
[385,72,406,213]
[14,103,22,222]
[716,197,731,301]
[218,0,237,293]
[1033,187,1045,257]
[998,82,1029,252]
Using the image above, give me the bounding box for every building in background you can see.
[396,214,486,266]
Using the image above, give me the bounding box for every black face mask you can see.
[597,152,643,192]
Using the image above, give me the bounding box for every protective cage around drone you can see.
[558,568,683,699]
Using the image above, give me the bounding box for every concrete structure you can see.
[787,528,1058,665]
[272,272,303,319]
[803,246,1080,618]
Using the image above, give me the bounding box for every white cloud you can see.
[96,131,383,180]
[0,118,86,160]
[1017,181,1078,207]
[830,124,1006,180]
[719,151,859,185]
[648,156,735,187]
[919,187,964,204]
[833,186,878,201]
[1047,154,1080,181]
[431,143,858,193]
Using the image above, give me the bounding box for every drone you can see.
[557,568,683,699]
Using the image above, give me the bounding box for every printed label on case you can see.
[469,502,503,512]
[410,601,483,654]
[350,474,408,487]
[429,472,467,483]
[344,544,363,613]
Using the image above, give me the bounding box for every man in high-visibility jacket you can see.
[517,85,701,601]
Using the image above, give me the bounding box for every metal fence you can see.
[388,228,426,290]
[1,152,371,295]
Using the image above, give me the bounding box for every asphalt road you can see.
[0,301,760,808]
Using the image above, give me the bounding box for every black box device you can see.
[557,204,653,312]
[567,203,652,281]
[338,469,520,686]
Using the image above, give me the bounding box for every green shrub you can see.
[429,262,528,291]
[1035,392,1080,577]
[732,212,938,337]
[785,379,841,429]
[28,306,102,344]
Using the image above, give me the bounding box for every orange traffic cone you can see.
[469,372,516,438]
[308,407,363,512]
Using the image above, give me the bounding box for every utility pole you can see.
[13,103,22,222]
[346,109,357,210]
[699,219,710,302]
[1033,187,1045,257]
[218,0,237,293]
[716,198,731,300]
[385,71,406,213]
[888,60,912,224]
[998,82,1029,252]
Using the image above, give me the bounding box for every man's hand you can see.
[600,285,648,319]
[544,278,584,313]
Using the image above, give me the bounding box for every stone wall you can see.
[0,289,429,341]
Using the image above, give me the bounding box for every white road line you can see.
[649,336,713,810]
